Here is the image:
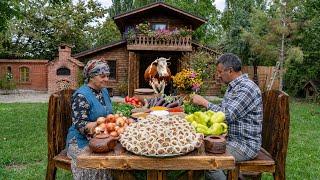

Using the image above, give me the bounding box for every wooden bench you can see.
[46,89,289,180]
[229,90,290,180]
[46,89,74,180]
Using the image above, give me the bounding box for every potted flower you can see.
[172,69,203,95]
[135,21,151,35]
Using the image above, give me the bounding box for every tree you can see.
[2,0,107,59]
[0,0,20,33]
[220,0,271,66]
[240,0,304,90]
[284,0,320,96]
[166,0,221,46]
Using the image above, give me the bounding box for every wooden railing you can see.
[127,35,192,51]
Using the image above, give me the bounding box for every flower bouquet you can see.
[172,69,203,95]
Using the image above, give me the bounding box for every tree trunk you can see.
[279,1,287,91]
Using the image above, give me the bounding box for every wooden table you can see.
[77,143,236,180]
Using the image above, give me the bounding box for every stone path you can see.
[0,90,125,103]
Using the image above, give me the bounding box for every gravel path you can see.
[0,90,125,103]
[0,90,220,103]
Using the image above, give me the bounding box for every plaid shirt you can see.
[208,74,263,159]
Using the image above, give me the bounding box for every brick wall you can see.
[76,45,129,96]
[0,59,48,91]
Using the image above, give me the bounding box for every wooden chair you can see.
[229,90,290,180]
[46,89,74,180]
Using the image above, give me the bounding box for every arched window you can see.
[57,67,70,75]
[20,67,30,82]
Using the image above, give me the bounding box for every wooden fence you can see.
[242,66,280,91]
[203,66,279,96]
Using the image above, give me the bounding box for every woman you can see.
[66,59,113,180]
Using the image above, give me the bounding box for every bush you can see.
[117,81,128,97]
[0,73,16,93]
[182,50,217,95]
[284,58,320,99]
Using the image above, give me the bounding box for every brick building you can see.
[0,59,48,91]
[0,44,84,93]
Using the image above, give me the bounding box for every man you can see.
[192,53,263,179]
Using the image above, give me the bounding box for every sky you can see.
[94,0,226,11]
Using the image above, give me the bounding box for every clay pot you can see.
[204,135,226,154]
[89,134,118,153]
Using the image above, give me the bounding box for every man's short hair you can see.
[217,53,242,72]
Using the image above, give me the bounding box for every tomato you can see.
[125,96,129,102]
[133,97,139,102]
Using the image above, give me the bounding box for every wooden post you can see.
[128,52,139,96]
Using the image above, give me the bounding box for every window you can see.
[107,60,116,80]
[125,25,134,33]
[151,23,167,30]
[20,67,30,82]
[57,67,71,75]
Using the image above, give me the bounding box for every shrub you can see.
[117,81,128,97]
[0,73,16,93]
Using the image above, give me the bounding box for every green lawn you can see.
[0,99,319,179]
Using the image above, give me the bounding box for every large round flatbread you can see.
[119,115,203,156]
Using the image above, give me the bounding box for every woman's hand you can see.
[192,94,209,108]
[85,122,98,135]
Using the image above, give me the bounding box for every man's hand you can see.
[192,94,209,108]
[86,122,98,135]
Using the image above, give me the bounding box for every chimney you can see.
[58,43,73,62]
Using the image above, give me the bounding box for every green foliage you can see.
[182,50,217,95]
[1,0,108,59]
[283,0,320,96]
[220,0,260,64]
[117,81,128,97]
[183,50,217,80]
[0,0,20,33]
[182,102,205,114]
[112,102,134,117]
[0,73,16,92]
[77,69,84,88]
[166,0,221,45]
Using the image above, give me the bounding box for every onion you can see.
[106,114,116,123]
[127,118,135,124]
[117,127,124,134]
[106,123,115,132]
[110,131,118,137]
[116,117,125,127]
[114,126,120,131]
[96,117,106,125]
[114,114,120,119]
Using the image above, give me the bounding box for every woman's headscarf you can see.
[83,59,110,83]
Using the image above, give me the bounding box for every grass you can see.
[0,99,319,179]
